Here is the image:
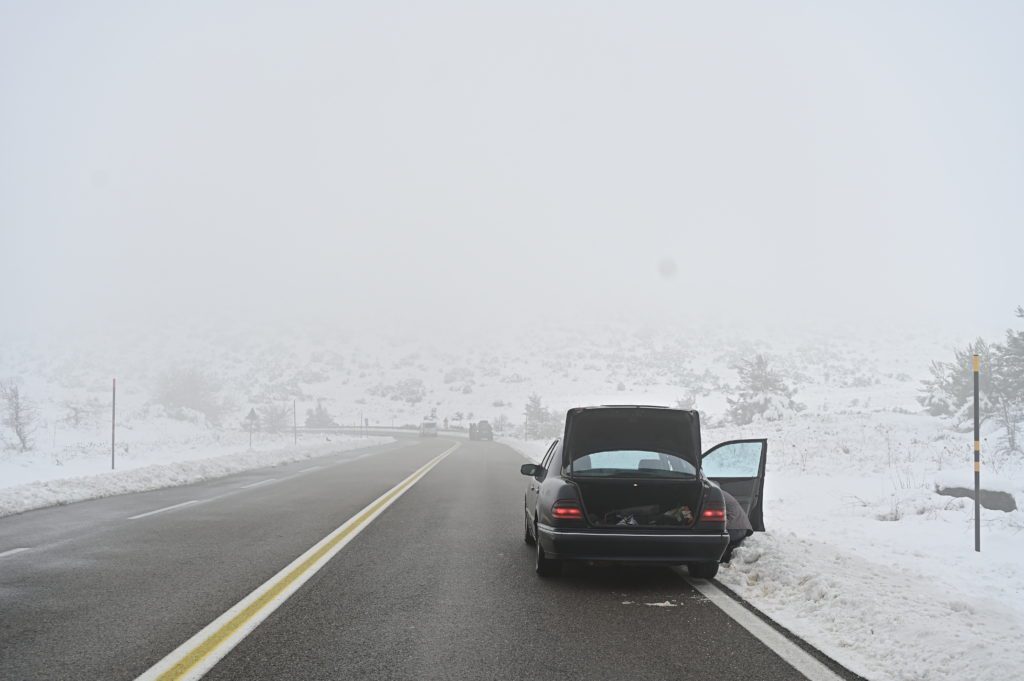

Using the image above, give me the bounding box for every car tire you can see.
[535,535,561,577]
[524,511,536,546]
[687,561,719,579]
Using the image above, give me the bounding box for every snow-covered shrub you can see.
[675,395,697,410]
[392,378,426,404]
[524,393,562,439]
[725,355,805,425]
[1,381,36,451]
[918,308,1024,454]
[305,400,337,427]
[153,367,230,426]
[443,367,474,384]
[61,397,102,427]
[367,378,427,404]
[258,403,291,432]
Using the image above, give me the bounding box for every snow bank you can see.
[0,435,392,518]
[719,532,1024,681]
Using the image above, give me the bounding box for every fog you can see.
[2,2,1022,338]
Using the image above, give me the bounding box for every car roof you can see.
[573,404,697,414]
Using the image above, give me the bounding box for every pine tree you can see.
[992,308,1024,452]
[305,400,337,428]
[726,355,804,425]
[918,308,1024,454]
[918,339,996,423]
[524,394,561,439]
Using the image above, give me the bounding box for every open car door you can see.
[701,439,767,531]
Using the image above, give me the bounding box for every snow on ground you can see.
[501,410,1024,681]
[2,320,1022,680]
[711,418,1024,681]
[0,431,391,517]
[720,531,1024,681]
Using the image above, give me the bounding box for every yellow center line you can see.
[143,442,458,681]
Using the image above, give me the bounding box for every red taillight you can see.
[552,501,584,520]
[701,507,726,521]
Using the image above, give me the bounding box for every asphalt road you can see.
[0,437,858,681]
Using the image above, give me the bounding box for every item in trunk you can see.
[661,505,695,526]
[600,504,659,526]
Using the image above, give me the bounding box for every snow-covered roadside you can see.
[496,436,550,463]
[717,469,1024,681]
[719,531,1024,681]
[499,433,1024,681]
[0,435,393,518]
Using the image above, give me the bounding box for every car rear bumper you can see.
[537,524,729,564]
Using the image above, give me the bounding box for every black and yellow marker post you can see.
[973,353,981,552]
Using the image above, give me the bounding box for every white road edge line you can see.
[125,443,413,522]
[128,500,202,521]
[0,547,31,559]
[240,479,275,489]
[135,442,459,681]
[683,576,845,681]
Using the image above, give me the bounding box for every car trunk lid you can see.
[564,407,705,529]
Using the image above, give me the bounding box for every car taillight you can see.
[701,507,726,521]
[552,501,584,520]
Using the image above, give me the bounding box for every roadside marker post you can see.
[293,400,297,446]
[111,378,117,470]
[973,353,981,553]
[246,408,259,451]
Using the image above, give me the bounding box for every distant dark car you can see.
[468,420,493,441]
[521,406,766,578]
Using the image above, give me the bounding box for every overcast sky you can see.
[2,1,1022,336]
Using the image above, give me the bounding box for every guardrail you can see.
[296,426,476,438]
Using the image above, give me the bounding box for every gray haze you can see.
[2,1,1022,336]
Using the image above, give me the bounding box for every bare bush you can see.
[154,368,229,425]
[62,398,102,428]
[1,381,37,451]
[259,403,291,433]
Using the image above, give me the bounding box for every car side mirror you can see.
[520,463,542,477]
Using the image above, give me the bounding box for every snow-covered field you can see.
[1,320,1021,681]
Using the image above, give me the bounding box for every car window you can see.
[571,449,696,478]
[702,441,763,478]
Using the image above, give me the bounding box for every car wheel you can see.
[687,561,719,579]
[524,511,536,546]
[535,536,561,577]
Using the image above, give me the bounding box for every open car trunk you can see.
[574,478,705,528]
[565,407,705,529]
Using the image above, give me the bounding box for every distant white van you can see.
[419,421,439,437]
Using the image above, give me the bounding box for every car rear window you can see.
[572,450,697,478]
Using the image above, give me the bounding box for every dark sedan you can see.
[521,405,766,578]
